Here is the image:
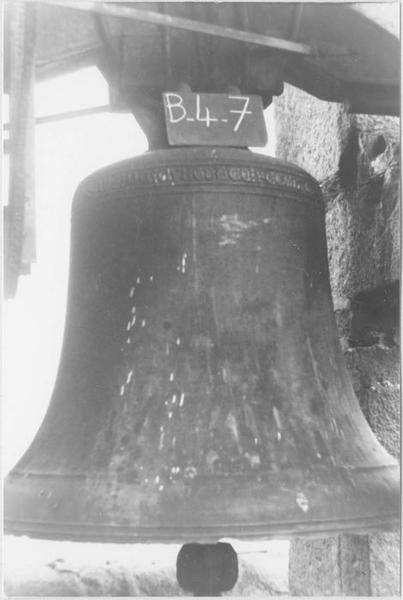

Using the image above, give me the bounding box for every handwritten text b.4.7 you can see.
[162,92,267,148]
[164,93,253,132]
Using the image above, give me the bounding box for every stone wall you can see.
[275,83,400,596]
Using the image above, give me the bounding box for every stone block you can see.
[275,83,400,306]
[369,531,401,596]
[274,84,352,181]
[289,535,371,596]
[289,532,400,596]
[324,164,400,306]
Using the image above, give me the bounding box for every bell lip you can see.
[5,463,400,543]
[4,513,400,544]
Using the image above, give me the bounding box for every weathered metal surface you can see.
[4,148,399,542]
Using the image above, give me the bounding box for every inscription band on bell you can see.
[78,162,319,202]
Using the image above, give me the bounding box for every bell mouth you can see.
[4,514,400,545]
[5,462,399,543]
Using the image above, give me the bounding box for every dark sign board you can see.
[163,92,267,147]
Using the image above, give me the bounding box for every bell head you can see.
[5,147,399,542]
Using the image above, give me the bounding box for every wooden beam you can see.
[39,1,313,56]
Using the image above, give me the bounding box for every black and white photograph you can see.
[2,0,401,596]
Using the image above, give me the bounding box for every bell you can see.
[5,147,399,543]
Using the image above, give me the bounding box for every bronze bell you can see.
[5,147,399,542]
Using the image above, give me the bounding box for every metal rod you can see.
[39,0,313,55]
[3,104,112,130]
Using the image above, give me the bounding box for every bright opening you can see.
[3,66,148,474]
